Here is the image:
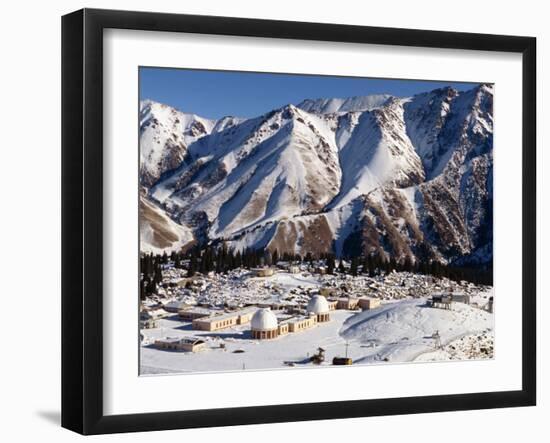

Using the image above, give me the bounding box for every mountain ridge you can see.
[139,85,493,267]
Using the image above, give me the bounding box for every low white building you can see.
[154,337,207,352]
[252,267,275,277]
[358,297,381,310]
[163,299,188,313]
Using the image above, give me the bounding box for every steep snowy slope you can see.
[328,98,425,208]
[297,94,391,114]
[403,87,458,179]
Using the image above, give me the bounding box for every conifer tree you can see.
[139,278,146,300]
[188,254,197,277]
[327,255,335,275]
[272,249,279,265]
[153,263,163,287]
[350,256,359,276]
[338,259,346,274]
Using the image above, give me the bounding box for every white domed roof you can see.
[251,308,278,331]
[307,295,329,314]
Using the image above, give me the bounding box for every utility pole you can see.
[433,330,441,349]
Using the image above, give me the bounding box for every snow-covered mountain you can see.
[139,84,493,266]
[139,100,245,187]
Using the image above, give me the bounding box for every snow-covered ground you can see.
[414,332,494,362]
[340,298,492,364]
[140,270,494,375]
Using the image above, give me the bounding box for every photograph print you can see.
[138,67,494,375]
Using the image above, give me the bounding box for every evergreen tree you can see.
[264,249,273,266]
[142,253,154,278]
[272,249,279,265]
[153,263,163,287]
[430,260,441,278]
[139,278,146,300]
[402,257,410,272]
[368,255,376,277]
[327,255,335,275]
[361,256,369,275]
[188,254,197,277]
[338,259,346,274]
[143,276,153,296]
[389,257,397,273]
[380,258,389,275]
[350,256,359,276]
[215,253,223,273]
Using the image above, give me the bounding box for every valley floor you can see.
[140,271,494,375]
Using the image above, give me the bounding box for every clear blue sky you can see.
[140,67,480,120]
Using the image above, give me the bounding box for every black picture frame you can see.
[61,8,536,435]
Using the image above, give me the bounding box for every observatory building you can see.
[307,295,331,322]
[251,308,279,339]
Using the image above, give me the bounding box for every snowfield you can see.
[140,270,494,375]
[340,298,492,363]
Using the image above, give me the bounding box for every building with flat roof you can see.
[287,314,317,332]
[192,307,257,331]
[178,307,212,321]
[154,337,206,352]
[336,297,360,310]
[252,267,275,277]
[320,287,338,297]
[358,297,381,310]
[163,299,189,313]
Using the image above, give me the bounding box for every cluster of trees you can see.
[139,245,492,299]
[331,253,492,285]
[185,246,272,276]
[139,253,164,300]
